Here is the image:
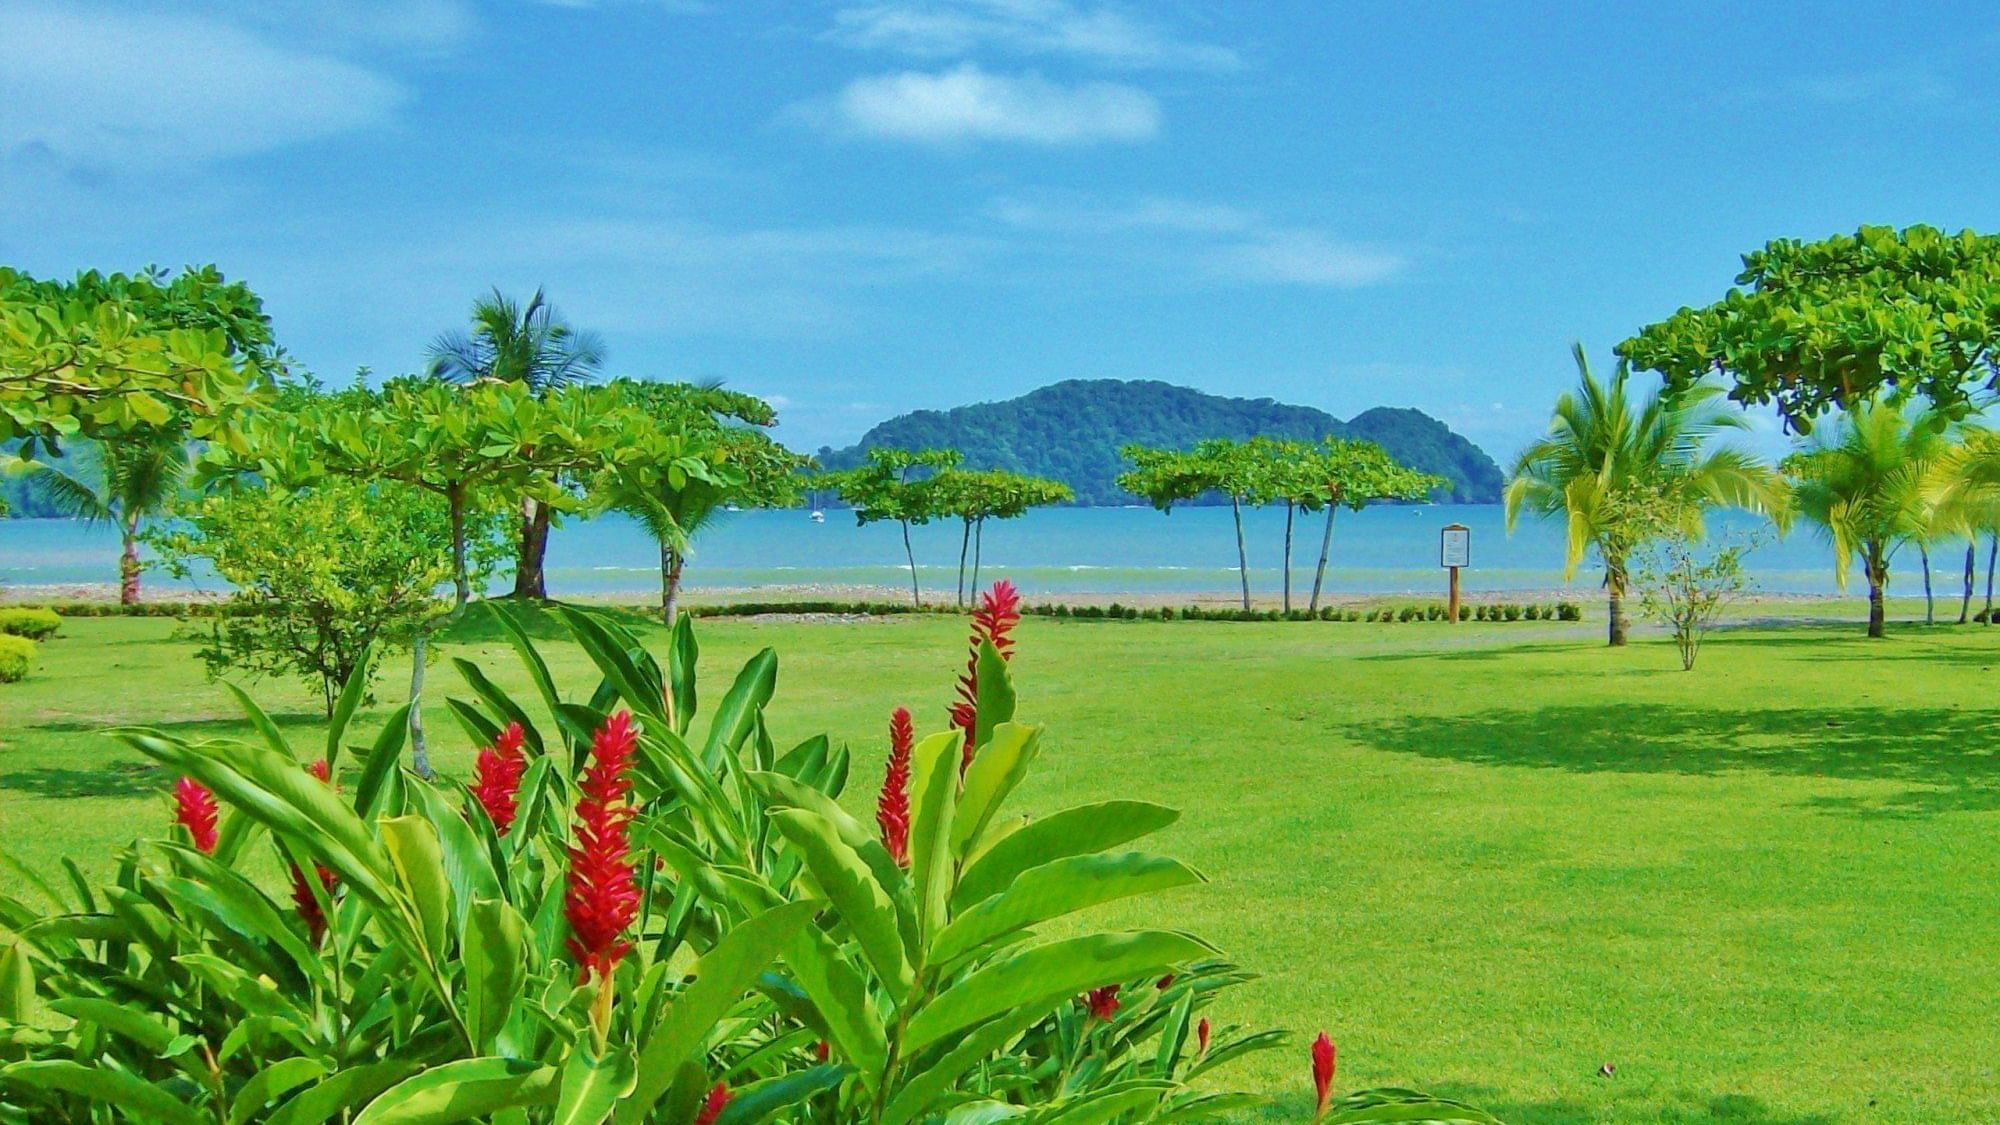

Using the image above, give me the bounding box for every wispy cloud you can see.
[828,0,1240,71]
[0,4,405,171]
[807,64,1160,145]
[987,194,1404,288]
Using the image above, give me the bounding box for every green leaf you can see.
[669,613,698,734]
[971,638,1015,751]
[955,801,1179,910]
[902,931,1213,1053]
[268,1060,422,1125]
[700,648,777,770]
[379,815,452,966]
[556,605,667,727]
[231,1058,330,1125]
[492,604,567,737]
[0,1060,205,1125]
[554,1043,636,1125]
[48,996,175,1054]
[882,1007,1046,1125]
[712,1064,847,1125]
[1035,1081,1176,1125]
[452,656,545,756]
[226,681,299,763]
[951,722,1041,858]
[1321,1088,1506,1124]
[0,942,34,1024]
[618,899,823,1124]
[766,809,914,1002]
[932,852,1203,965]
[464,898,528,1052]
[325,644,373,769]
[905,730,960,938]
[353,704,412,819]
[353,1058,558,1124]
[403,774,504,936]
[783,925,888,1093]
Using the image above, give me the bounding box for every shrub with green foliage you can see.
[0,607,60,641]
[0,634,32,682]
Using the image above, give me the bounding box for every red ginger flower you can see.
[1197,1017,1211,1054]
[470,722,528,835]
[951,579,1021,774]
[1312,1032,1337,1118]
[173,777,218,854]
[1082,984,1120,1022]
[290,759,338,944]
[693,1082,731,1125]
[565,711,641,982]
[814,1039,831,1062]
[875,707,914,866]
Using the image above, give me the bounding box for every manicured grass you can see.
[3,608,1998,1122]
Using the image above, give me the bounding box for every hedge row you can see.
[1025,601,1584,623]
[0,607,62,640]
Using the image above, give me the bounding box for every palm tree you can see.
[427,288,605,599]
[1786,399,1957,638]
[1506,344,1787,646]
[1924,427,2000,624]
[36,439,188,605]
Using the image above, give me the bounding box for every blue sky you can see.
[4,2,1996,461]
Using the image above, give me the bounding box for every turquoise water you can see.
[0,504,1878,597]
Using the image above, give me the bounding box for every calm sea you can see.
[0,505,1891,599]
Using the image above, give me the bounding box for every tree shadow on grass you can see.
[30,708,329,736]
[0,761,163,799]
[1343,701,2000,818]
[1442,1091,1836,1125]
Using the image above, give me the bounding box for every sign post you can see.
[1440,523,1470,623]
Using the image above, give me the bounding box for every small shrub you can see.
[1426,603,1446,621]
[1319,606,1339,621]
[1126,605,1143,620]
[0,607,61,641]
[1345,608,1362,622]
[0,635,33,683]
[1502,604,1522,621]
[1557,601,1583,621]
[1159,605,1177,621]
[1398,606,1420,623]
[1524,604,1542,621]
[1106,602,1126,618]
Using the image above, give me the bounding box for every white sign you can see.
[1440,525,1470,569]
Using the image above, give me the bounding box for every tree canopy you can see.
[1620,225,2000,429]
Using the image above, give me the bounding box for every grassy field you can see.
[3,606,1997,1123]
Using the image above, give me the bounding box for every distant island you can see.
[817,379,1505,505]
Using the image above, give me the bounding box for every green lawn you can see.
[3,609,1997,1123]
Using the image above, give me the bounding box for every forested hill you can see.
[817,379,1505,505]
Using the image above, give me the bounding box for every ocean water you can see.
[0,504,1892,599]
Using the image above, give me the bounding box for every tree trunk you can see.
[510,498,551,600]
[1281,504,1295,613]
[1309,505,1336,614]
[1230,495,1251,611]
[449,486,470,612]
[1866,547,1886,639]
[956,520,972,607]
[901,519,921,608]
[972,518,985,595]
[408,632,433,779]
[1986,533,1996,623]
[1960,542,1975,624]
[1920,544,1934,624]
[119,517,141,606]
[660,541,685,627]
[1606,559,1629,647]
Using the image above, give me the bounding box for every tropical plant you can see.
[1620,224,2000,428]
[146,476,508,716]
[1785,398,1958,637]
[1505,344,1788,646]
[1634,523,1760,671]
[32,436,188,604]
[823,447,961,608]
[428,288,607,599]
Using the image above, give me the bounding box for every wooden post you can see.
[1440,523,1470,624]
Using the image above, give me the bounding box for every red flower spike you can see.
[693,1082,731,1125]
[814,1039,831,1063]
[289,760,338,943]
[1197,1017,1211,1054]
[1156,974,1175,990]
[1082,984,1120,1022]
[565,711,641,982]
[470,721,529,835]
[952,579,1021,774]
[1312,1032,1337,1117]
[173,777,218,854]
[875,707,914,866]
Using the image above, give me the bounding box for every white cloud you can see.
[986,194,1403,289]
[1208,229,1404,288]
[817,64,1159,144]
[829,0,1240,71]
[0,4,405,170]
